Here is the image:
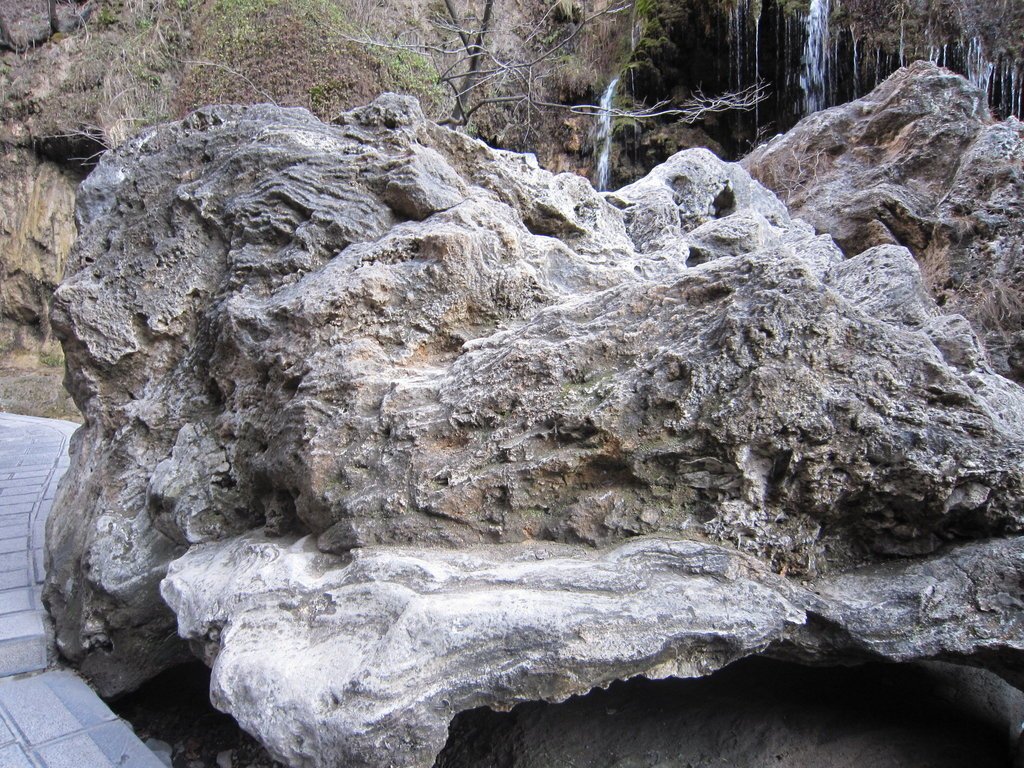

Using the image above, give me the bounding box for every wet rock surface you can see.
[45,83,1024,767]
[744,60,1024,383]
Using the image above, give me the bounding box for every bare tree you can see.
[350,0,768,133]
[429,0,634,126]
[438,0,496,125]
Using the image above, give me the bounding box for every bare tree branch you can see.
[441,0,472,50]
[565,82,771,121]
[449,0,495,125]
[343,0,766,134]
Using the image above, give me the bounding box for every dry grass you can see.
[971,277,1024,333]
[175,0,444,122]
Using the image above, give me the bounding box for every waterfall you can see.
[852,32,859,98]
[966,37,994,99]
[754,6,761,129]
[800,0,830,114]
[594,77,619,192]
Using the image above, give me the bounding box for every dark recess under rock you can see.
[437,658,1020,768]
[109,663,283,768]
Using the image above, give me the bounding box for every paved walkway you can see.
[0,414,164,768]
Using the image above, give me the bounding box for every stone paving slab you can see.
[0,414,163,767]
[0,673,164,768]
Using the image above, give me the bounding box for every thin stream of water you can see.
[594,77,619,192]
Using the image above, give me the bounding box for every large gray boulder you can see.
[744,60,1024,383]
[45,93,1024,765]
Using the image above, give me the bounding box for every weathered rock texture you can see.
[744,60,1024,383]
[46,89,1024,766]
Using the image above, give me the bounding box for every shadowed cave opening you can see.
[435,658,1021,768]
[109,662,284,768]
[110,657,1021,767]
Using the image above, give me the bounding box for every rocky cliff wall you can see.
[43,80,1024,767]
[0,145,79,418]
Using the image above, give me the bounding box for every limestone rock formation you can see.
[744,60,1024,383]
[45,91,1024,766]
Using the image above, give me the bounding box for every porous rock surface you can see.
[744,60,1024,383]
[45,90,1024,766]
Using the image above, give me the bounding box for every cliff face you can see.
[44,78,1024,766]
[611,0,1024,180]
[0,146,78,418]
[0,149,74,341]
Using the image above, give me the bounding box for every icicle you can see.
[731,1,745,93]
[1001,57,1009,116]
[784,11,791,98]
[967,37,994,98]
[1012,65,1018,117]
[1016,63,1022,118]
[832,34,839,105]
